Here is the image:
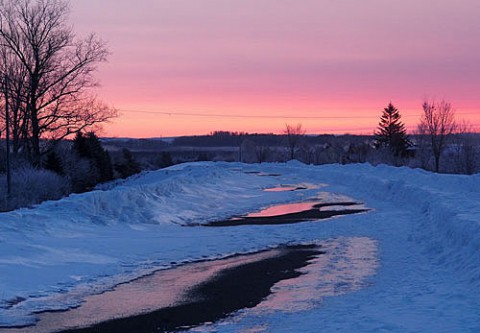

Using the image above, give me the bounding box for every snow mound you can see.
[313,163,480,285]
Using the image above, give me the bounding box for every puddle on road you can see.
[247,202,323,217]
[5,238,378,333]
[263,183,323,192]
[5,251,285,333]
[189,237,379,333]
[206,192,369,227]
[254,237,378,313]
[245,202,363,218]
[264,186,304,192]
[243,171,282,177]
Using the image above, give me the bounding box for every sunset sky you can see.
[70,0,480,138]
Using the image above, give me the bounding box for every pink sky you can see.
[70,0,480,137]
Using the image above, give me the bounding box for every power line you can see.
[118,109,376,119]
[118,108,479,120]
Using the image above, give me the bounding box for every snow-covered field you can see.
[1,161,480,332]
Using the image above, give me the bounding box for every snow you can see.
[1,161,480,331]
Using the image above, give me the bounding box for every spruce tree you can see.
[85,132,114,182]
[375,103,411,156]
[43,151,64,175]
[115,148,141,179]
[72,132,89,158]
[72,131,114,187]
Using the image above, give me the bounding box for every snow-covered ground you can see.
[1,161,480,332]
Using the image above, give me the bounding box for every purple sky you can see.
[70,0,480,137]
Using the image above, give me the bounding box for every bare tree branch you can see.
[283,123,306,160]
[418,100,456,172]
[0,0,116,164]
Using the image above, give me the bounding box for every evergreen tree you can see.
[72,132,89,158]
[72,131,114,187]
[375,103,411,156]
[43,151,64,175]
[85,132,114,182]
[115,148,141,179]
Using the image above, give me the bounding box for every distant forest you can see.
[102,130,480,175]
[102,131,375,167]
[170,131,370,147]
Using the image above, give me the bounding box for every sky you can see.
[70,0,480,138]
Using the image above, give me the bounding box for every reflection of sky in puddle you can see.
[246,202,317,217]
[12,251,282,333]
[245,192,367,218]
[254,237,378,313]
[190,237,378,333]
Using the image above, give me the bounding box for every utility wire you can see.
[118,109,375,119]
[118,108,478,120]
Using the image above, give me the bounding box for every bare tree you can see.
[283,123,305,160]
[0,0,117,165]
[450,121,477,174]
[255,144,269,163]
[418,100,456,172]
[0,48,29,156]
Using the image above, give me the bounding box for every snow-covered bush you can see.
[0,167,71,211]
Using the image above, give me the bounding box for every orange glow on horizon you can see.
[101,102,480,138]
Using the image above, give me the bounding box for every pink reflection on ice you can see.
[246,191,367,218]
[8,250,282,333]
[253,237,378,313]
[246,202,316,217]
[264,186,299,192]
